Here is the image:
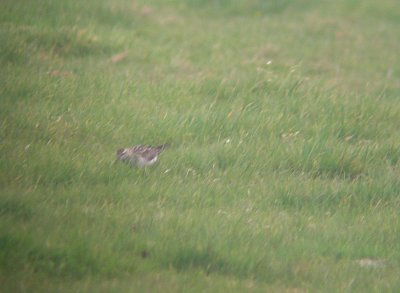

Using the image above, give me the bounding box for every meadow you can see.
[1,0,400,291]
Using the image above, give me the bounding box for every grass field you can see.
[1,0,400,291]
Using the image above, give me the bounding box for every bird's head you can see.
[117,148,126,158]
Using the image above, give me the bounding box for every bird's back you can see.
[116,144,169,166]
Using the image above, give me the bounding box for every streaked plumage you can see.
[116,144,168,167]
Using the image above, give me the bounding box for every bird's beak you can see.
[111,158,119,166]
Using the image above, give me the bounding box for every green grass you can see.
[1,0,400,291]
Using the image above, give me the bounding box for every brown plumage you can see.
[116,144,169,167]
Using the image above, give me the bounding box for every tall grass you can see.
[1,0,400,291]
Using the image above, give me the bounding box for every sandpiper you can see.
[116,144,168,167]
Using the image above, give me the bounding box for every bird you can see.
[116,144,169,167]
